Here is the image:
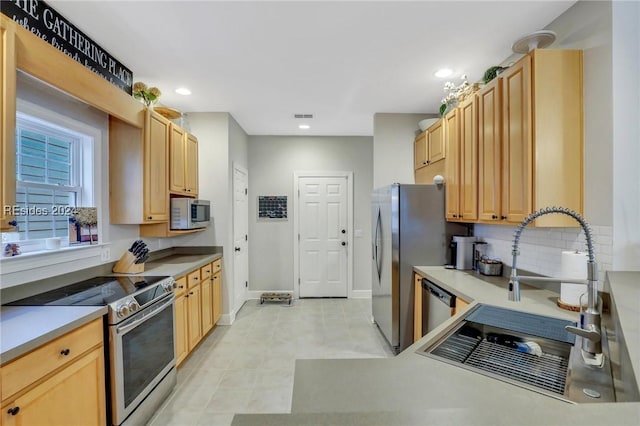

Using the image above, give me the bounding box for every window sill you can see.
[0,243,110,276]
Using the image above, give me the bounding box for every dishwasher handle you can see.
[422,278,456,308]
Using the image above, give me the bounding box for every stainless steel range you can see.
[8,275,177,426]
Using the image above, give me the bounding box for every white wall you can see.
[247,135,373,295]
[611,0,640,270]
[373,113,436,188]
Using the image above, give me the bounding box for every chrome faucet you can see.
[508,207,602,361]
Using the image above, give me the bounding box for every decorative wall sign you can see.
[258,196,288,220]
[2,0,133,94]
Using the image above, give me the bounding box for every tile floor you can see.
[148,298,394,426]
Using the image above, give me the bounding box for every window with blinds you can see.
[15,118,82,240]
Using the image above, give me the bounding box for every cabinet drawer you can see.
[1,318,103,401]
[187,270,201,289]
[212,259,222,274]
[174,276,187,297]
[200,263,213,280]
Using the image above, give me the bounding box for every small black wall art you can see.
[258,196,287,220]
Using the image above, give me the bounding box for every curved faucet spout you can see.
[508,207,602,357]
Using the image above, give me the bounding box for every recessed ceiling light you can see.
[299,124,310,130]
[434,68,453,78]
[175,87,192,95]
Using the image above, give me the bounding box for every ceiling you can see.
[49,1,576,136]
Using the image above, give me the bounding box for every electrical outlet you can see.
[101,247,111,261]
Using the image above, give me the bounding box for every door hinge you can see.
[245,281,248,288]
[298,233,300,241]
[245,234,248,241]
[245,188,248,195]
[298,189,300,197]
[298,278,300,285]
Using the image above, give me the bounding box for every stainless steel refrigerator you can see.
[371,184,466,354]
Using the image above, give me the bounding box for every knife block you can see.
[112,251,144,274]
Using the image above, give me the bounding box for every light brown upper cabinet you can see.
[445,96,478,222]
[1,22,16,231]
[477,77,503,222]
[110,109,170,223]
[459,96,478,221]
[170,126,198,196]
[499,49,583,227]
[414,119,447,184]
[444,109,460,220]
[414,119,445,170]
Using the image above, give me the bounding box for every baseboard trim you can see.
[246,289,371,299]
[218,310,235,326]
[351,289,372,299]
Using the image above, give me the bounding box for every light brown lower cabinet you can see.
[453,297,470,316]
[0,319,106,426]
[175,258,223,367]
[213,272,222,324]
[174,277,189,367]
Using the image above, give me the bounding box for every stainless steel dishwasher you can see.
[421,278,456,335]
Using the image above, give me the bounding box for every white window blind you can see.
[15,119,82,240]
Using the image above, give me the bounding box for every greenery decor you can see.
[483,66,505,84]
[440,74,470,116]
[132,81,161,106]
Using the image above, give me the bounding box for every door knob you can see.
[341,229,346,234]
[341,242,346,246]
[235,247,241,252]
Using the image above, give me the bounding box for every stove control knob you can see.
[117,304,130,318]
[127,301,140,313]
[163,282,175,293]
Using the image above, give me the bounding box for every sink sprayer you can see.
[508,207,603,365]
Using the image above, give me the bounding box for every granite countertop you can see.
[0,251,222,364]
[232,267,640,426]
[141,252,222,278]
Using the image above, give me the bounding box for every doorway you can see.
[233,163,249,314]
[294,172,353,298]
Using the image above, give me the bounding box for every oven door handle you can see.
[116,296,173,335]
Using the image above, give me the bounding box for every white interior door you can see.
[298,176,348,297]
[233,164,249,313]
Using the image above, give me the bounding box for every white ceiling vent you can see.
[294,114,314,119]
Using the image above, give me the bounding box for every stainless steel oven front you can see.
[109,293,176,426]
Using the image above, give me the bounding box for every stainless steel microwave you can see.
[171,199,210,230]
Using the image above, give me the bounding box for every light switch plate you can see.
[101,247,111,261]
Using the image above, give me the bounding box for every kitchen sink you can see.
[416,304,616,403]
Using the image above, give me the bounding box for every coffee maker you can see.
[449,236,475,270]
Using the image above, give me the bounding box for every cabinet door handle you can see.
[453,214,458,218]
[189,291,194,295]
[147,216,153,220]
[7,407,19,416]
[60,348,70,356]
[178,285,184,289]
[501,215,507,220]
[492,215,498,220]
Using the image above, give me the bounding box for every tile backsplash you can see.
[474,224,613,283]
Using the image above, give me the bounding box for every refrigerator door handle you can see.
[375,208,383,281]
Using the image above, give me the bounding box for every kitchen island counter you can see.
[232,268,640,425]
